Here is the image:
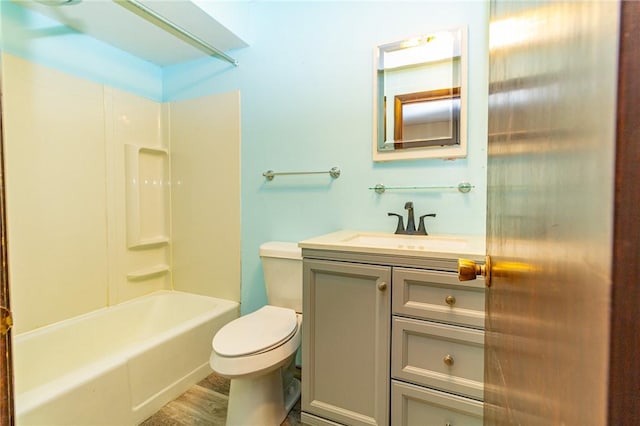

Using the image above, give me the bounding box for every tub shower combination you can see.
[14,291,239,425]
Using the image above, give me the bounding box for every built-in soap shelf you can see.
[125,144,170,249]
[129,236,169,249]
[126,264,170,281]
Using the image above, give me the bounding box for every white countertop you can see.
[299,230,485,261]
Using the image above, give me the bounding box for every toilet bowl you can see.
[209,242,302,426]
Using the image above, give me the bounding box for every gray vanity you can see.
[299,231,485,426]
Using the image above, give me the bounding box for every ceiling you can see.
[11,0,248,67]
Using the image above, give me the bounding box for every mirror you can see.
[373,27,467,161]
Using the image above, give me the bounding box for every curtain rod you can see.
[115,0,239,67]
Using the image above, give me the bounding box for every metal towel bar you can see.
[263,167,341,181]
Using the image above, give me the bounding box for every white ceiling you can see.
[12,0,248,67]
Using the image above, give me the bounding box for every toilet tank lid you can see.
[259,241,302,260]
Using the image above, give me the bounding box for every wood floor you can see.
[140,371,301,426]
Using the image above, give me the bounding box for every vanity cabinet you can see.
[302,259,391,426]
[300,247,485,426]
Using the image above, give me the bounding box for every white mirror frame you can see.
[372,26,468,162]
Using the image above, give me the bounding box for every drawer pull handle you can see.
[377,281,387,291]
[445,295,456,306]
[443,354,454,366]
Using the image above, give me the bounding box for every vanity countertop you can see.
[298,230,485,261]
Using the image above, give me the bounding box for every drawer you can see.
[391,380,483,426]
[392,317,484,400]
[392,268,485,328]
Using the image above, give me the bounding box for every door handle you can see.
[457,255,492,287]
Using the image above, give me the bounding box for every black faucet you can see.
[387,213,405,234]
[405,201,416,233]
[388,201,436,235]
[417,213,437,235]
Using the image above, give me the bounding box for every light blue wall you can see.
[1,1,488,316]
[0,1,163,101]
[164,1,490,314]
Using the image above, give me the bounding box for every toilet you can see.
[209,241,302,426]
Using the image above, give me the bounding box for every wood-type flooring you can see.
[140,370,301,426]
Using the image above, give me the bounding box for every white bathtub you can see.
[14,290,239,425]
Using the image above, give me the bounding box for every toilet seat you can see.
[209,305,302,379]
[212,305,298,357]
[210,310,302,379]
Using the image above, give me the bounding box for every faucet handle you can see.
[388,213,405,234]
[417,213,436,235]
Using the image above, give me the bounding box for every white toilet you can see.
[209,241,302,426]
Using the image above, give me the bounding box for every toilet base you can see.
[284,376,301,414]
[226,366,300,426]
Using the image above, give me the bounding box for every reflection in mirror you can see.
[374,27,467,161]
[393,87,460,148]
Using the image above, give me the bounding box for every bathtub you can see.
[14,290,239,425]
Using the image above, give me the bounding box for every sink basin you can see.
[299,230,485,259]
[343,234,469,251]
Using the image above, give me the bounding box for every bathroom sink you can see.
[299,230,485,259]
[343,233,469,251]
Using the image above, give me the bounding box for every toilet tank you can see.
[259,242,302,313]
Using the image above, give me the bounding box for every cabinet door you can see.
[302,259,391,426]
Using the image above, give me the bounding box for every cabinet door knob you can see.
[445,295,456,306]
[443,354,454,366]
[377,281,387,291]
